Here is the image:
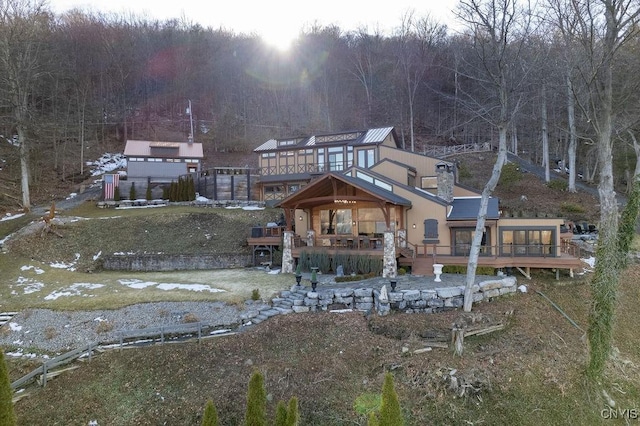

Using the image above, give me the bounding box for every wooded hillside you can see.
[0,0,638,212]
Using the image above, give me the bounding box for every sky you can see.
[49,0,459,50]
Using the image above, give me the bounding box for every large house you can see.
[249,127,583,278]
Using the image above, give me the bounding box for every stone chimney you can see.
[436,162,454,203]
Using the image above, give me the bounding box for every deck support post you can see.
[282,231,294,274]
[382,231,397,278]
[515,266,531,279]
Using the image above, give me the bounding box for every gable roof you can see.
[447,197,500,220]
[275,171,411,209]
[124,140,204,158]
[254,127,398,152]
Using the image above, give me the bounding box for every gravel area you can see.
[0,273,501,356]
[0,300,270,355]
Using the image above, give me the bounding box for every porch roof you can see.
[275,172,411,209]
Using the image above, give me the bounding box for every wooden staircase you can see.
[397,246,434,276]
[411,257,435,276]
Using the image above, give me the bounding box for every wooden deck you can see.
[246,228,586,278]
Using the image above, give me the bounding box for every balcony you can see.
[259,160,353,176]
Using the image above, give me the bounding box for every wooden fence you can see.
[10,322,222,393]
[11,342,97,390]
[423,142,492,158]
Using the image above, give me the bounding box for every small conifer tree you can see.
[201,399,219,426]
[379,372,403,426]
[129,182,137,200]
[274,400,288,426]
[0,351,16,426]
[245,370,267,426]
[146,184,152,201]
[286,396,299,426]
[367,411,379,426]
[114,185,121,201]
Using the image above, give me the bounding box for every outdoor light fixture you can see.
[299,216,303,221]
[412,224,416,229]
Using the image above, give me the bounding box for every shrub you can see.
[245,371,267,426]
[274,401,288,426]
[44,326,58,340]
[286,396,299,426]
[183,313,199,323]
[201,399,219,426]
[560,202,585,214]
[146,185,152,201]
[114,185,121,201]
[354,392,382,416]
[498,163,521,188]
[547,179,568,191]
[397,267,406,275]
[95,321,114,333]
[129,182,137,200]
[251,289,261,301]
[379,372,404,425]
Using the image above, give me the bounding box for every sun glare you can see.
[260,28,297,52]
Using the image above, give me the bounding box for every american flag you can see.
[103,174,119,200]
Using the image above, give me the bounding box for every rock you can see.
[518,285,527,293]
[436,287,463,298]
[379,285,389,302]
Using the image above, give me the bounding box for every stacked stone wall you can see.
[246,276,518,324]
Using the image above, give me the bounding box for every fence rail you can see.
[11,322,212,392]
[423,142,492,158]
[11,342,97,389]
[117,322,204,349]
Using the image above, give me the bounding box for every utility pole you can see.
[187,99,194,143]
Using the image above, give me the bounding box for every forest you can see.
[0,0,638,211]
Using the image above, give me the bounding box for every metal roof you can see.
[253,127,395,152]
[447,197,500,220]
[362,127,393,144]
[124,140,204,158]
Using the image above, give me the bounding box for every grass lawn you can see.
[0,203,290,311]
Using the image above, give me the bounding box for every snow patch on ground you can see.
[44,283,105,300]
[118,278,225,293]
[581,256,596,269]
[9,322,22,332]
[21,265,45,274]
[1,212,25,222]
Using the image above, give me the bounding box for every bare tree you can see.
[392,11,446,151]
[0,0,49,211]
[455,0,536,312]
[566,0,640,379]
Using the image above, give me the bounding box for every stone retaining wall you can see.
[101,253,252,271]
[247,276,518,324]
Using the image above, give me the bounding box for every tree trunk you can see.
[566,74,578,192]
[541,84,550,183]
[463,124,507,312]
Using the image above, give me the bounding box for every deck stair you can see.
[411,257,435,276]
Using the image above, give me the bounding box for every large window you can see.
[320,209,352,234]
[328,147,344,171]
[452,227,490,256]
[500,228,555,256]
[357,208,394,237]
[357,149,375,168]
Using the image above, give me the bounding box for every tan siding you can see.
[453,186,480,197]
[379,146,442,179]
[370,161,408,184]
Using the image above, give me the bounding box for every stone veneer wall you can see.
[246,276,518,324]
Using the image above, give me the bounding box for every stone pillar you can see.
[397,229,407,248]
[306,229,315,247]
[282,231,294,274]
[382,231,397,278]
